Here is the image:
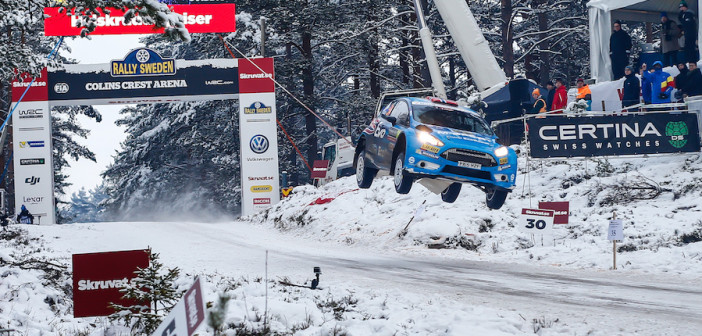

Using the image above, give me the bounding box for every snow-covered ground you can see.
[2,152,702,335]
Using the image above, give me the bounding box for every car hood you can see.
[425,125,500,151]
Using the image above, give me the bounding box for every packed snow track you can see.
[28,221,702,335]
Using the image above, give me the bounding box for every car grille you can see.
[442,166,492,180]
[441,148,497,167]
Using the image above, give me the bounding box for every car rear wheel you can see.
[485,187,508,209]
[355,149,377,189]
[441,183,462,203]
[393,151,413,194]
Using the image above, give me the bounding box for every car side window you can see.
[391,101,410,126]
[381,102,395,117]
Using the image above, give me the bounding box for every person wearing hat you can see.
[551,78,568,112]
[610,20,632,80]
[675,63,690,99]
[640,61,675,104]
[622,65,641,109]
[678,1,699,63]
[660,12,681,67]
[576,78,592,111]
[16,205,34,224]
[545,81,556,111]
[529,88,547,116]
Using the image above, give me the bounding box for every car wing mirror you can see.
[381,114,397,125]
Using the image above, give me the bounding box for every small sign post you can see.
[607,212,624,270]
[519,208,555,246]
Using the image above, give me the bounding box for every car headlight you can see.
[494,146,509,157]
[417,131,444,147]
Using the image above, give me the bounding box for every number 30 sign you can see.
[519,208,555,235]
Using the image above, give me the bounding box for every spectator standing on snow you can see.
[640,61,675,104]
[679,1,699,63]
[661,13,682,67]
[551,78,568,112]
[622,66,641,109]
[641,70,653,105]
[686,62,702,97]
[529,88,547,116]
[545,81,555,111]
[610,20,632,80]
[16,205,33,224]
[575,78,593,111]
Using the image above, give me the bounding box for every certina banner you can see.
[48,52,238,105]
[44,4,236,36]
[72,249,150,318]
[527,113,701,158]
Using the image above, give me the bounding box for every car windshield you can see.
[413,104,493,135]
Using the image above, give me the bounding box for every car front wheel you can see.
[355,149,377,189]
[393,151,413,194]
[441,183,462,203]
[485,187,508,209]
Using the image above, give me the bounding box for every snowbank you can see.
[251,150,702,276]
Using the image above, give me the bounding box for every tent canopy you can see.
[588,0,702,82]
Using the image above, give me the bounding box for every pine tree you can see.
[109,251,182,335]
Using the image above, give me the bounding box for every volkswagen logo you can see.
[250,135,269,154]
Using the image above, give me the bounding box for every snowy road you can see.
[30,221,702,334]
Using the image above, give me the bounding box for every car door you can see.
[378,100,410,169]
[366,102,394,168]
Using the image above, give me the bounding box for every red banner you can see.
[538,201,570,224]
[238,58,275,94]
[72,249,150,318]
[12,69,49,103]
[44,4,236,36]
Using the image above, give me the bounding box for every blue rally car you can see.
[354,97,518,209]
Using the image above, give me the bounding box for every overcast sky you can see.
[62,35,144,196]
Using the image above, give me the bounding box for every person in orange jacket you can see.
[551,78,568,112]
[576,78,593,111]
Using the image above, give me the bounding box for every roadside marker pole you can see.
[613,212,617,270]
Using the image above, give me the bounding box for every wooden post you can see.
[613,211,617,270]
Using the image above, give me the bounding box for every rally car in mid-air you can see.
[354,96,518,209]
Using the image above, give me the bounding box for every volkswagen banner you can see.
[527,113,701,158]
[238,58,279,216]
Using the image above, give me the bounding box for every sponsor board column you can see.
[12,69,56,224]
[238,58,279,216]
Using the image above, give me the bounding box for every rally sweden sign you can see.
[527,113,701,158]
[111,49,175,77]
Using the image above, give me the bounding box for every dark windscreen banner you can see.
[48,60,238,105]
[527,113,701,158]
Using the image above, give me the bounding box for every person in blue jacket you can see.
[640,61,675,104]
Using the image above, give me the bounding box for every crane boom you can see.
[412,0,447,99]
[433,0,507,92]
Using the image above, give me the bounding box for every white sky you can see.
[62,35,145,196]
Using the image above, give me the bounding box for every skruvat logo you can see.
[248,176,274,181]
[18,109,44,119]
[244,102,272,114]
[111,48,176,77]
[12,81,47,88]
[240,73,273,79]
[251,185,273,193]
[77,278,136,291]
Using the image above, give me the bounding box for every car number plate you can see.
[458,161,481,169]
